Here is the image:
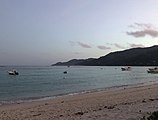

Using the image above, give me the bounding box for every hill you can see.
[52,45,158,66]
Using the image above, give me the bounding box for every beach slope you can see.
[0,83,158,120]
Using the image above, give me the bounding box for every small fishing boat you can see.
[121,67,131,71]
[8,69,19,75]
[147,67,158,74]
[63,71,67,74]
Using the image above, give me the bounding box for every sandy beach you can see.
[0,83,158,120]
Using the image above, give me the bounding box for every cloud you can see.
[129,43,145,48]
[77,42,91,48]
[107,43,125,49]
[126,23,158,38]
[69,41,91,48]
[113,43,125,49]
[127,29,158,38]
[97,45,111,50]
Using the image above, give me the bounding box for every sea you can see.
[0,66,158,105]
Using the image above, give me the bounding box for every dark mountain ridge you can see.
[52,45,158,66]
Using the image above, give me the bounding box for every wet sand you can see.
[0,83,158,120]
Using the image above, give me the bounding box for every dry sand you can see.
[0,83,158,120]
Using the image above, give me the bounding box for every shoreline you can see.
[0,80,157,106]
[1,82,158,119]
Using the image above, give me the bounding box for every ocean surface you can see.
[0,66,158,104]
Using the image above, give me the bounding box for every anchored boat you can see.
[8,69,19,75]
[147,67,158,74]
[121,67,131,71]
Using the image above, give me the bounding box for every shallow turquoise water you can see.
[0,66,157,103]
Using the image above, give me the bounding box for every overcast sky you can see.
[0,0,158,65]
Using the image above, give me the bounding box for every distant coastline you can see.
[52,45,158,66]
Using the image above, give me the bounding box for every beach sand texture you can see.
[0,83,158,120]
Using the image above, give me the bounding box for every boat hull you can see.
[147,70,158,74]
[8,70,19,75]
[121,67,131,71]
[147,67,158,74]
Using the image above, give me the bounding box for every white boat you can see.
[8,69,19,75]
[121,67,131,71]
[147,67,158,74]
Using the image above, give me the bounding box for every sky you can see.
[0,0,158,65]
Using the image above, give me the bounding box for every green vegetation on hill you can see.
[53,45,158,66]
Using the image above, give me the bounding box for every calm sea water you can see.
[0,66,158,104]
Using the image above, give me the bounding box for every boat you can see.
[63,71,67,74]
[147,67,158,74]
[121,67,131,71]
[8,69,19,75]
[148,67,158,71]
